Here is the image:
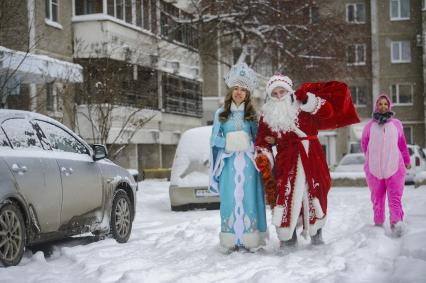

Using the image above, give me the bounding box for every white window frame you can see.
[347,44,366,66]
[390,83,414,105]
[45,0,63,29]
[390,0,410,21]
[391,41,411,63]
[308,6,319,24]
[346,3,366,24]
[350,86,367,107]
[423,0,426,10]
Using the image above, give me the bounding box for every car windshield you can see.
[340,155,365,165]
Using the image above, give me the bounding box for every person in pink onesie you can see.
[361,94,411,237]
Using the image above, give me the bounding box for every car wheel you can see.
[110,190,132,243]
[0,203,26,266]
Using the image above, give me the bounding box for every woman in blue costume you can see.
[209,63,267,251]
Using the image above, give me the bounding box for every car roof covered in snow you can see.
[0,109,59,124]
[0,109,91,150]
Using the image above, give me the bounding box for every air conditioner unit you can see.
[171,61,180,73]
[150,54,159,67]
[191,66,200,77]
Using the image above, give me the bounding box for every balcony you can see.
[72,0,201,81]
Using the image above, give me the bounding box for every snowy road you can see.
[1,181,426,283]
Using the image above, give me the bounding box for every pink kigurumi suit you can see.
[361,94,410,226]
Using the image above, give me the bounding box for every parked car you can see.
[336,145,426,185]
[334,153,365,173]
[0,110,137,266]
[406,144,426,184]
[169,126,219,211]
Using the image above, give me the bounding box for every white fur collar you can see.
[231,102,245,112]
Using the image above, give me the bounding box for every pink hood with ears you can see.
[374,94,392,112]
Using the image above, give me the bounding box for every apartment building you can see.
[336,0,425,158]
[0,0,82,122]
[1,0,204,173]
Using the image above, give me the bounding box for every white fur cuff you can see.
[300,92,318,113]
[272,205,284,226]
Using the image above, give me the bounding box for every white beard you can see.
[262,94,301,135]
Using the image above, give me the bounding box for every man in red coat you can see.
[255,74,359,248]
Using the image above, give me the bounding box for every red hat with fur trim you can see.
[266,74,294,97]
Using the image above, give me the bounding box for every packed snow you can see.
[1,180,426,283]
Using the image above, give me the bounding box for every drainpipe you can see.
[27,0,37,111]
[422,8,426,147]
[370,0,380,104]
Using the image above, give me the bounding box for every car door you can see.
[34,120,103,229]
[1,118,62,232]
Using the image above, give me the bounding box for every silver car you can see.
[0,110,137,266]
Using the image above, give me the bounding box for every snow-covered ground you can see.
[1,181,426,283]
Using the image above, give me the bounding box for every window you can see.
[2,119,43,150]
[391,41,411,63]
[347,44,366,65]
[45,0,59,22]
[349,86,367,106]
[423,0,426,10]
[304,6,320,24]
[35,120,89,154]
[46,83,55,112]
[75,0,103,15]
[403,126,413,144]
[390,0,410,20]
[162,74,202,117]
[105,0,155,31]
[346,3,366,23]
[124,0,132,24]
[391,83,413,105]
[160,0,198,49]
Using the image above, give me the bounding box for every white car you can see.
[168,126,219,211]
[406,144,426,184]
[335,153,365,173]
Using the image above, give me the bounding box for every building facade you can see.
[1,0,205,174]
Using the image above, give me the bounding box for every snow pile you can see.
[1,181,426,283]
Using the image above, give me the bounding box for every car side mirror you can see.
[92,144,107,161]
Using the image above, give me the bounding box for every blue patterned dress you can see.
[209,105,267,249]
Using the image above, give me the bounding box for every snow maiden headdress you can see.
[224,62,258,93]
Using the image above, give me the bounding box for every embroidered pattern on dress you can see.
[230,112,244,131]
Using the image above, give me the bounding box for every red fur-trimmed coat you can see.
[255,82,360,240]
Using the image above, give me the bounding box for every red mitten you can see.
[294,88,308,103]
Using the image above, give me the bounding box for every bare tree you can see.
[184,0,353,82]
[73,40,157,159]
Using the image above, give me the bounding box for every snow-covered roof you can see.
[0,46,83,84]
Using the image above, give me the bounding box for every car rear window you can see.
[2,118,43,150]
[340,155,365,165]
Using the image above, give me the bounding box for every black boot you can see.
[311,228,324,245]
[280,229,297,248]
